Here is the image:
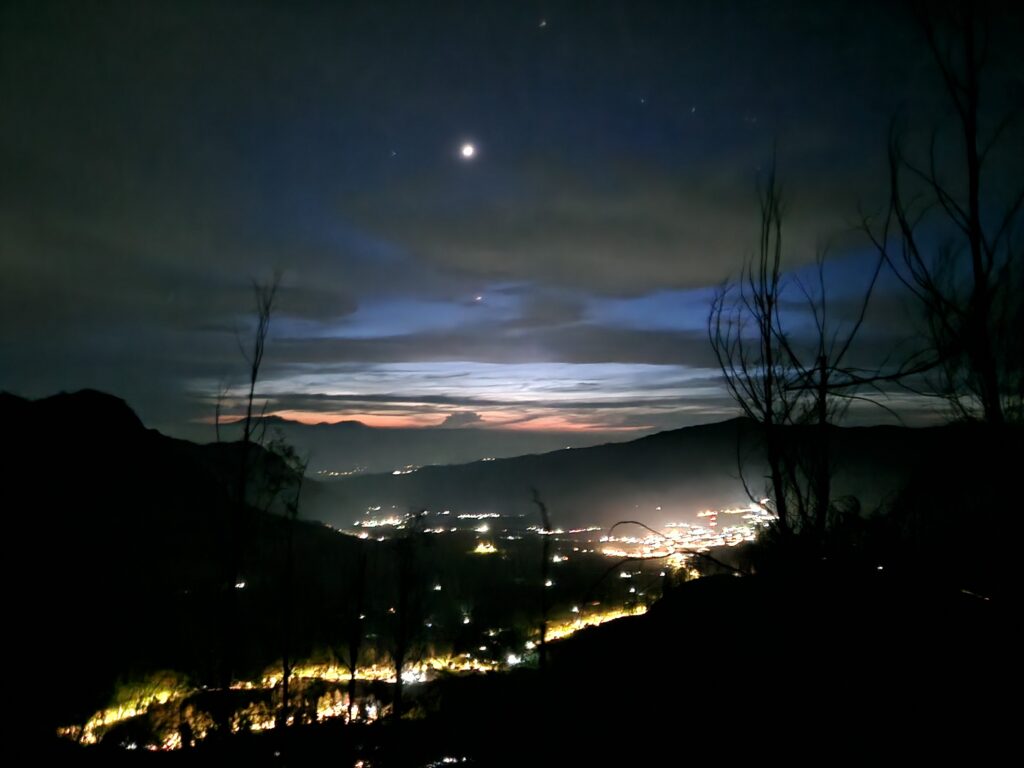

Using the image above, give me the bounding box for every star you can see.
[460,143,476,159]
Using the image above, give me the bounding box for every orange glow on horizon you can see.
[269,410,442,428]
[205,410,650,433]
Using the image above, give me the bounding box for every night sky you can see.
[3,1,1021,440]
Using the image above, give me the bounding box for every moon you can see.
[460,143,476,159]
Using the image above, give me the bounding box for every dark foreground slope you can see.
[50,571,1015,765]
[4,390,368,741]
[424,569,1015,763]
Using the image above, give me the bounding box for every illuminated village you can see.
[57,500,771,751]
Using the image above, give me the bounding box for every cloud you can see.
[439,411,485,428]
[342,160,873,297]
[270,323,718,367]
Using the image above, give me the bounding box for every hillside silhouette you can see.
[6,390,366,739]
[308,417,957,529]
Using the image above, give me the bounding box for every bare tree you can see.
[709,164,801,537]
[710,162,884,544]
[237,274,280,454]
[221,273,280,690]
[866,2,1023,424]
[339,546,368,722]
[530,489,552,673]
[389,510,428,720]
[260,434,309,729]
[776,249,884,538]
[213,380,231,443]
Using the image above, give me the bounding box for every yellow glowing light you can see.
[543,604,648,642]
[59,602,652,749]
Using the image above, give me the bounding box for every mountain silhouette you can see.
[307,418,947,529]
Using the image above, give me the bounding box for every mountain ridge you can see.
[306,416,950,529]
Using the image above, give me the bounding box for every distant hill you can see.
[212,414,643,475]
[306,418,947,530]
